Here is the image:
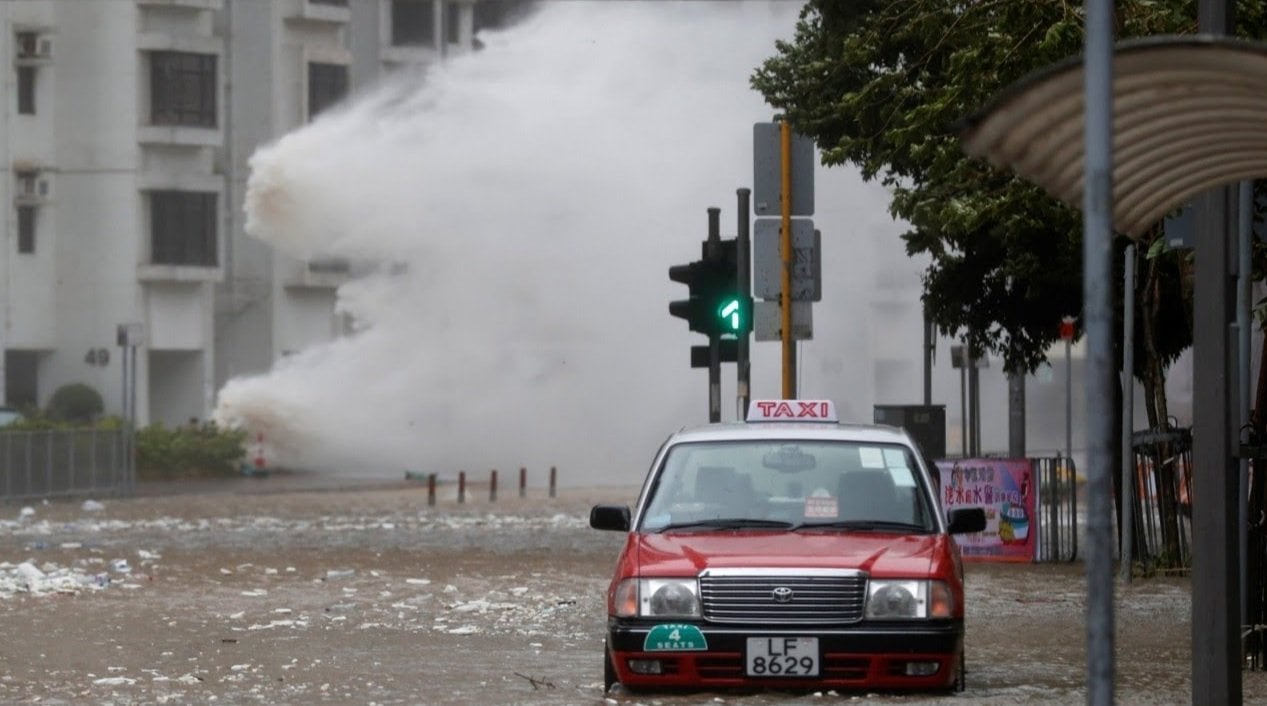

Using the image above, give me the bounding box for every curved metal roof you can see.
[959,35,1267,238]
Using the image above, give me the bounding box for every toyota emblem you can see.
[772,586,794,603]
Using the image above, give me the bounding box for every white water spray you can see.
[214,1,919,484]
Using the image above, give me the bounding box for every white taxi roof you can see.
[666,400,913,446]
[668,421,913,446]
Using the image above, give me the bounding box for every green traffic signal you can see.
[669,238,751,338]
[718,297,743,333]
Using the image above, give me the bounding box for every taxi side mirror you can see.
[947,507,987,534]
[590,504,631,531]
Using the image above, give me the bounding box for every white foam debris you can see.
[92,676,137,686]
[81,499,106,512]
[0,560,111,597]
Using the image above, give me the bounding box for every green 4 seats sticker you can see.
[644,623,708,651]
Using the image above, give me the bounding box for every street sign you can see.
[754,300,812,341]
[753,123,815,216]
[753,218,820,301]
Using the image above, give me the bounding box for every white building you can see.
[1,0,531,426]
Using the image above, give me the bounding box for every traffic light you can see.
[709,239,751,337]
[668,239,752,338]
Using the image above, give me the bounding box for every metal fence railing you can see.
[1035,455,1079,562]
[1,428,134,502]
[1129,427,1193,573]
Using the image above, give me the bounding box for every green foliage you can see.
[135,422,248,481]
[751,0,1265,374]
[46,383,104,424]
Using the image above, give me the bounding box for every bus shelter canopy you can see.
[959,35,1267,238]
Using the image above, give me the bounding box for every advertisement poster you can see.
[935,458,1037,563]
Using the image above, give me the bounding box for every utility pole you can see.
[1191,1,1242,703]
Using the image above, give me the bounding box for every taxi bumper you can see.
[607,619,962,690]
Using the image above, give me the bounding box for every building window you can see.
[150,191,217,266]
[308,62,348,119]
[392,0,435,46]
[16,205,35,254]
[17,65,35,114]
[150,51,217,128]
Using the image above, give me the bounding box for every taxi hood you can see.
[633,531,941,577]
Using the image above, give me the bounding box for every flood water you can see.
[0,475,1263,705]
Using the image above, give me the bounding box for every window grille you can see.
[150,51,217,128]
[150,191,217,266]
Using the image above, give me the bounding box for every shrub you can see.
[135,422,249,480]
[47,383,104,423]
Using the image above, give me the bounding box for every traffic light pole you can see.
[669,204,752,424]
[707,207,722,423]
[737,188,751,418]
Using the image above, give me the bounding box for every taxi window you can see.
[639,440,933,531]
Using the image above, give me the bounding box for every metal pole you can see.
[960,363,967,456]
[779,121,796,399]
[737,188,752,418]
[924,308,933,406]
[1083,0,1115,702]
[1192,1,1241,702]
[707,207,721,423]
[973,354,983,453]
[1238,180,1252,630]
[130,344,138,494]
[1121,243,1136,582]
[1067,337,1073,470]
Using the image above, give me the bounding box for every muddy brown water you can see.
[0,474,1264,705]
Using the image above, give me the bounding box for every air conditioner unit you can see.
[15,32,51,60]
[15,172,50,202]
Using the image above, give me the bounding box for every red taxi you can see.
[590,400,985,693]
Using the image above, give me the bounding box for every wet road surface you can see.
[0,473,1263,705]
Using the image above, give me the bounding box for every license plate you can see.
[745,637,819,677]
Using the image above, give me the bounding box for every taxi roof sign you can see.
[746,400,838,423]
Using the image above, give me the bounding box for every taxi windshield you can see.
[639,440,935,533]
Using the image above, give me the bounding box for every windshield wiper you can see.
[654,518,794,533]
[790,519,930,533]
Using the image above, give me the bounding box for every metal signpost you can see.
[753,122,815,398]
[116,323,144,495]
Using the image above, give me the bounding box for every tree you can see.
[750,1,1248,403]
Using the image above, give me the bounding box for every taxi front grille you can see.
[699,572,866,624]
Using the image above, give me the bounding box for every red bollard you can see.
[519,467,527,499]
[458,471,466,504]
[490,469,498,502]
[427,473,436,507]
[549,466,557,498]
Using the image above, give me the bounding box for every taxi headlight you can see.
[642,578,701,618]
[866,580,952,619]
